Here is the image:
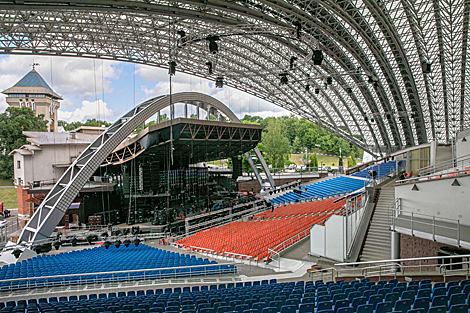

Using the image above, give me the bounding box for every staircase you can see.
[360,180,396,261]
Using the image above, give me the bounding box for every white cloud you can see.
[0,55,121,111]
[59,99,119,123]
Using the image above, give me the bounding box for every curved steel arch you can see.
[1,0,468,153]
[18,92,274,244]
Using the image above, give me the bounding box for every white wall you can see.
[456,128,470,159]
[310,214,345,261]
[395,175,470,226]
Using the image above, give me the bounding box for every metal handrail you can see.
[0,262,237,291]
[439,259,470,281]
[400,167,470,184]
[346,194,370,258]
[361,262,403,279]
[418,153,470,176]
[389,204,461,246]
[308,267,338,281]
[336,254,470,267]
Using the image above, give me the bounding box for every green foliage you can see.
[58,118,111,131]
[261,118,291,169]
[133,114,169,133]
[0,107,48,180]
[240,115,264,125]
[309,153,318,167]
[348,154,357,167]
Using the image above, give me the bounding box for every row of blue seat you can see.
[351,161,397,180]
[0,245,213,281]
[270,177,365,204]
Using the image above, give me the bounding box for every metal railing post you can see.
[411,212,414,236]
[433,216,436,241]
[457,220,461,246]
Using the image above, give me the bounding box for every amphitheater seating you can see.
[0,244,214,282]
[177,198,345,261]
[270,176,365,204]
[2,278,470,313]
[254,198,346,219]
[351,161,397,180]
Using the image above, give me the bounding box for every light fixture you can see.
[289,56,298,70]
[215,76,224,88]
[207,36,219,54]
[169,61,177,76]
[411,184,419,191]
[294,21,302,39]
[313,50,323,65]
[305,84,310,92]
[462,137,467,142]
[346,88,353,94]
[206,61,213,75]
[326,77,332,85]
[314,88,320,94]
[279,73,288,85]
[422,61,432,74]
[451,179,461,186]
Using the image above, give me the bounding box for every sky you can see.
[0,55,289,124]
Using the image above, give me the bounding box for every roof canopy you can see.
[2,69,63,100]
[0,0,467,154]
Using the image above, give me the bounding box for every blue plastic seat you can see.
[412,298,429,311]
[394,299,412,313]
[448,304,468,313]
[406,308,426,313]
[299,304,314,313]
[448,294,466,308]
[336,308,353,313]
[356,304,374,313]
[317,302,333,312]
[352,297,367,310]
[279,305,296,313]
[333,300,349,313]
[261,308,276,313]
[376,302,393,313]
[430,296,447,308]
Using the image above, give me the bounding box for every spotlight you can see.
[346,87,353,93]
[305,84,310,92]
[422,61,432,74]
[207,36,219,54]
[215,76,224,88]
[294,21,302,38]
[177,30,187,45]
[206,61,213,75]
[374,82,378,88]
[289,56,298,70]
[313,50,323,65]
[315,88,320,94]
[169,61,177,75]
[279,73,288,85]
[326,77,333,85]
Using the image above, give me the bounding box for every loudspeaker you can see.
[232,156,242,179]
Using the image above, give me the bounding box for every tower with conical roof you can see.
[2,67,62,132]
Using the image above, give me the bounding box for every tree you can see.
[348,155,354,168]
[58,118,111,131]
[261,118,291,169]
[309,153,318,167]
[292,136,303,153]
[0,107,48,179]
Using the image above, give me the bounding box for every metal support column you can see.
[253,146,276,188]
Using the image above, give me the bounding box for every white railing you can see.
[332,254,470,280]
[0,263,237,291]
[308,267,337,282]
[390,198,462,247]
[0,219,20,242]
[346,194,370,259]
[417,153,470,177]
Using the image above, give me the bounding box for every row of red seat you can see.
[176,198,343,261]
[255,198,345,219]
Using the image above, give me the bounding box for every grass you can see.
[0,179,13,186]
[0,187,17,210]
[290,153,359,167]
